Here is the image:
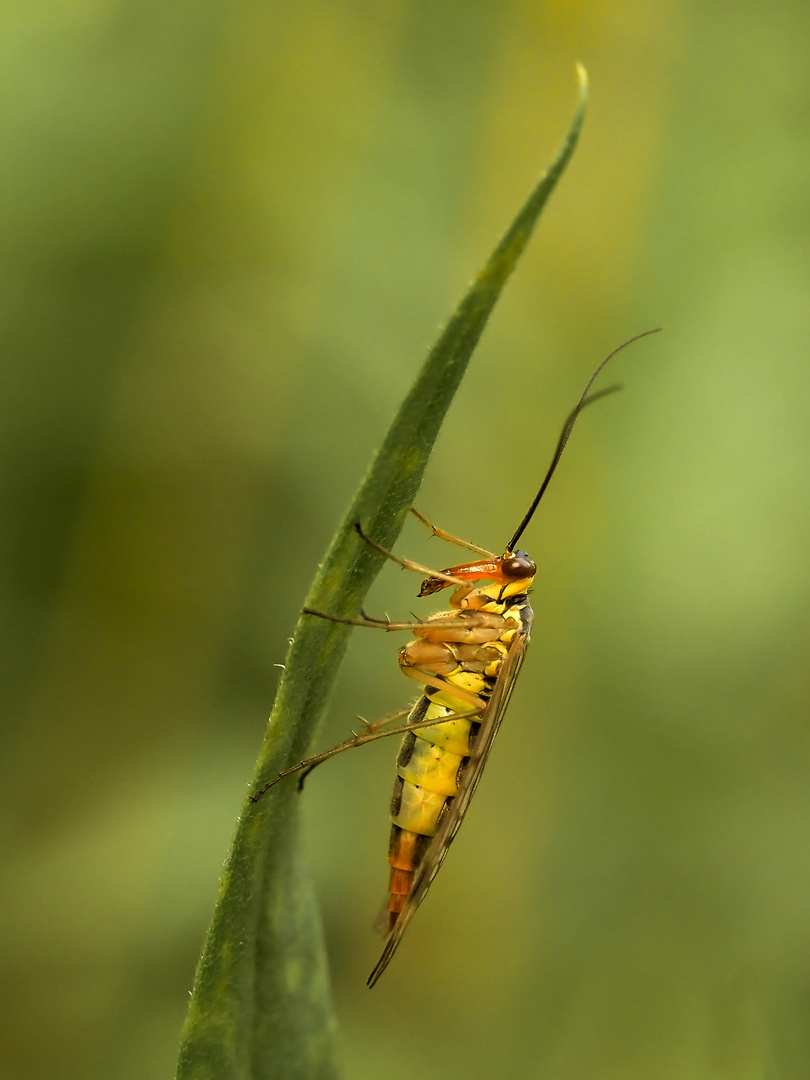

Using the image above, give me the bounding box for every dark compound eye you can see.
[501,551,536,579]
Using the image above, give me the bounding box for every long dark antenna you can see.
[504,327,662,553]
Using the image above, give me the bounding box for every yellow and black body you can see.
[251,329,659,986]
[370,551,535,985]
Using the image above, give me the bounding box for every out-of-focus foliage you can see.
[1,2,809,1079]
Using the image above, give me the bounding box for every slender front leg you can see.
[410,507,494,558]
[353,522,468,589]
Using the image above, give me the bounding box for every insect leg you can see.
[409,508,495,558]
[354,522,468,589]
[301,607,471,633]
[250,706,482,802]
[293,706,411,790]
[398,664,489,711]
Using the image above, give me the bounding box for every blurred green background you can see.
[2,0,810,1077]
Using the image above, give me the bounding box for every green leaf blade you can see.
[176,66,587,1080]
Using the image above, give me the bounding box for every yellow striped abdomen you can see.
[383,584,530,929]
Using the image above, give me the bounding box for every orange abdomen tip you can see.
[387,826,419,871]
[388,867,413,897]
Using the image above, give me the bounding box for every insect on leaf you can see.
[175,67,589,1080]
